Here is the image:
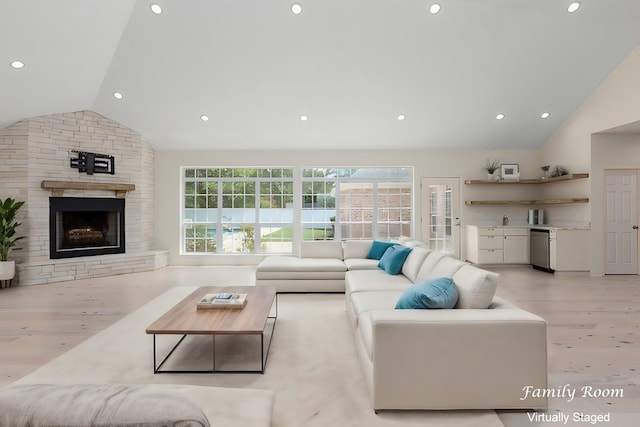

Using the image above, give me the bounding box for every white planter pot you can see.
[0,260,16,281]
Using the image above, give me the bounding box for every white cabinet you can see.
[503,228,530,264]
[549,229,589,272]
[466,226,503,264]
[467,225,588,270]
[466,226,529,265]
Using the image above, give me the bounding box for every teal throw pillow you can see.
[366,240,396,260]
[395,277,459,309]
[378,245,412,275]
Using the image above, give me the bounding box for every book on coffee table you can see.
[197,293,247,310]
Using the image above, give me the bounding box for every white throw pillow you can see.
[452,265,499,309]
[401,246,432,282]
[414,252,451,283]
[401,239,423,248]
[426,256,467,279]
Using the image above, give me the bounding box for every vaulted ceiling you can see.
[2,1,640,151]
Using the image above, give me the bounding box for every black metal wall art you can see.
[70,150,115,175]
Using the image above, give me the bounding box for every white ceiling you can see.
[2,0,640,151]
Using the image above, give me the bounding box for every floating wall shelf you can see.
[465,198,589,206]
[464,173,589,185]
[464,173,589,206]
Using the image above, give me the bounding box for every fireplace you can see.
[49,197,125,259]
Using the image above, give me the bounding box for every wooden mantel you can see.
[41,180,135,198]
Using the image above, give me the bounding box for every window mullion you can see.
[217,177,223,253]
[372,181,378,239]
[252,178,258,253]
[334,180,341,240]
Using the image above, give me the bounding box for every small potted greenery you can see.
[483,159,500,181]
[0,197,25,285]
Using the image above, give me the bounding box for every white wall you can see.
[155,148,543,265]
[590,133,640,275]
[540,44,640,170]
[540,43,640,274]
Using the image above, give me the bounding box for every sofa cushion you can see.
[401,245,432,282]
[425,256,467,279]
[256,256,347,273]
[400,239,423,248]
[256,256,347,280]
[394,277,459,309]
[414,251,451,282]
[345,270,413,296]
[397,235,411,244]
[343,239,374,259]
[378,245,412,275]
[0,383,210,427]
[366,240,396,260]
[344,258,380,270]
[351,291,404,317]
[452,264,499,309]
[299,241,343,259]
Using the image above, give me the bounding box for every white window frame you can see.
[181,167,295,254]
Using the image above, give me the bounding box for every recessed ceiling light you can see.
[291,3,302,14]
[397,114,406,121]
[113,92,123,100]
[300,115,308,121]
[568,2,580,13]
[200,115,209,122]
[541,112,550,119]
[429,4,441,14]
[496,113,505,120]
[150,4,162,15]
[10,61,24,69]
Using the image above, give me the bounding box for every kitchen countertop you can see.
[524,225,590,231]
[468,224,591,231]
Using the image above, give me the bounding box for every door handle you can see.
[633,225,639,230]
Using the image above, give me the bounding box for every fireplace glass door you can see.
[49,197,125,259]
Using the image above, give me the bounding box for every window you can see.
[182,168,294,254]
[302,167,412,240]
[428,184,452,251]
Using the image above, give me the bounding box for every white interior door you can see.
[421,177,461,258]
[605,169,638,274]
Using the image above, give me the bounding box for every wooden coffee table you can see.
[146,285,277,374]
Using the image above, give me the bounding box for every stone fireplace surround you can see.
[0,110,167,286]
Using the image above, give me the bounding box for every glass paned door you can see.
[421,177,460,257]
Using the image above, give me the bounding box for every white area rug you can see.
[15,287,504,427]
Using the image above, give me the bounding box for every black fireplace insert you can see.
[49,197,125,259]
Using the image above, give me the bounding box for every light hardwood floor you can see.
[0,266,638,425]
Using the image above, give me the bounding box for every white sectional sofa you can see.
[256,238,548,411]
[256,240,377,292]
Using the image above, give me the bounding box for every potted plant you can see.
[483,159,500,181]
[0,197,25,284]
[540,165,550,179]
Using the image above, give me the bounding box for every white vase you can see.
[0,260,16,281]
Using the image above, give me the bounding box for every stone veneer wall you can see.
[0,111,167,286]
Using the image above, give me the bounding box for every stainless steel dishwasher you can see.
[530,229,553,272]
